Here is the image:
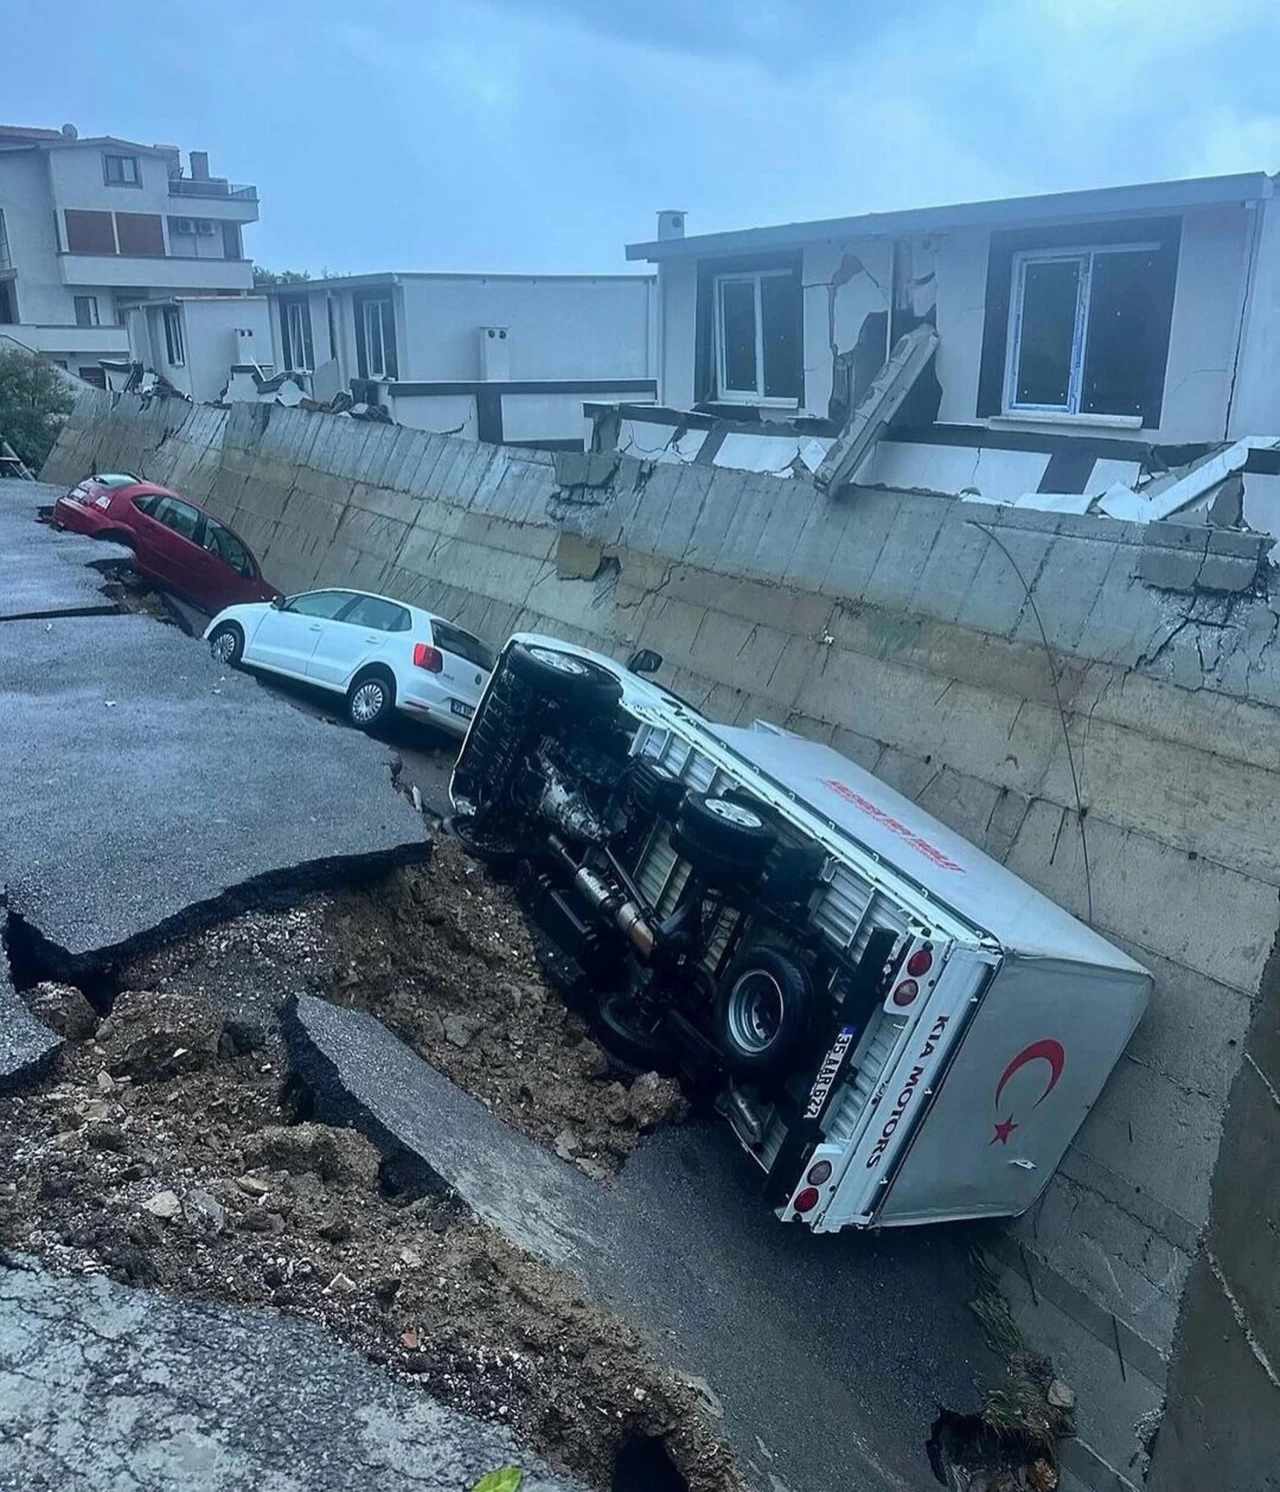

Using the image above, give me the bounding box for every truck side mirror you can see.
[627,648,663,676]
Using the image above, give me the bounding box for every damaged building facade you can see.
[257,270,658,449]
[610,174,1280,530]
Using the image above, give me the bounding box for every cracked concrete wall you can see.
[40,396,1280,1491]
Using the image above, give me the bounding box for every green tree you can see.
[252,266,313,287]
[0,347,75,473]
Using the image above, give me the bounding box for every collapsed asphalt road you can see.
[0,1263,588,1492]
[0,480,430,992]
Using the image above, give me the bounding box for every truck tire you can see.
[715,947,815,1078]
[596,993,677,1071]
[507,643,622,713]
[671,793,776,881]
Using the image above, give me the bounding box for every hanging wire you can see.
[965,519,1094,926]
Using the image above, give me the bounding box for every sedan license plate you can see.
[450,700,474,720]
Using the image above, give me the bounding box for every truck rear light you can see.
[413,643,443,672]
[806,1160,832,1185]
[892,978,919,1008]
[906,946,933,977]
[793,1187,820,1214]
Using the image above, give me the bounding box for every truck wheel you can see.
[671,793,776,881]
[507,643,622,713]
[597,993,677,1072]
[715,948,815,1078]
[446,813,524,870]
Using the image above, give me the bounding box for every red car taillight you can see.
[413,643,443,672]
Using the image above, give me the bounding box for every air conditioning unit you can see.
[173,217,195,235]
[195,219,215,236]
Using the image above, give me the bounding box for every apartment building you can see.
[0,123,259,384]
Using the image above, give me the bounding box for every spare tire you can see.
[507,643,622,713]
[715,947,815,1078]
[671,793,776,882]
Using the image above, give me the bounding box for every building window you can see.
[221,222,242,260]
[0,281,16,325]
[115,212,165,257]
[103,153,140,186]
[279,297,314,371]
[73,296,100,328]
[78,366,106,388]
[0,208,10,271]
[977,218,1181,428]
[710,268,801,403]
[163,306,185,366]
[355,295,397,380]
[64,209,117,255]
[1005,244,1167,418]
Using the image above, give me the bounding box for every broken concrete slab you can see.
[0,920,61,1092]
[0,1261,587,1492]
[0,485,131,621]
[0,615,428,969]
[287,994,998,1492]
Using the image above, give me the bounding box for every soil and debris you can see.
[323,838,689,1178]
[925,1257,1077,1490]
[0,975,740,1492]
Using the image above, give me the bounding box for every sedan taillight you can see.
[413,643,443,672]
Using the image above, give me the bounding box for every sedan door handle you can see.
[364,635,380,643]
[309,624,323,631]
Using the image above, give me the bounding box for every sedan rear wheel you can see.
[208,622,244,668]
[347,669,395,731]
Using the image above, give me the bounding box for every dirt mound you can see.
[99,987,223,1082]
[324,838,688,1176]
[0,992,740,1492]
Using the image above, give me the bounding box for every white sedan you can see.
[203,588,495,735]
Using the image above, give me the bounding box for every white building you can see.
[262,271,657,449]
[0,123,259,385]
[122,294,274,403]
[610,176,1280,512]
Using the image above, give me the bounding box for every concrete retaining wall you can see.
[43,394,1280,1490]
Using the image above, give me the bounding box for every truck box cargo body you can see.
[450,635,1151,1232]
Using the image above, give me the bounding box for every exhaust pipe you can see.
[549,837,656,959]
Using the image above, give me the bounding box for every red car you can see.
[54,474,278,612]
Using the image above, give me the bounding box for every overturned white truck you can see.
[450,636,1150,1232]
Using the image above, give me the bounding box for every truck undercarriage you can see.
[450,641,945,1223]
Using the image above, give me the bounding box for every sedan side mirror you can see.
[271,594,287,610]
[627,648,663,676]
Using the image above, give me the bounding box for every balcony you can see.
[169,178,257,201]
[59,253,255,292]
[167,178,260,224]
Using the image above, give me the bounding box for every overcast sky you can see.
[9,0,1280,276]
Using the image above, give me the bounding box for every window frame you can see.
[363,298,393,379]
[712,268,799,406]
[282,589,361,620]
[73,295,100,329]
[279,296,314,372]
[354,294,398,381]
[339,595,411,633]
[150,496,203,543]
[1003,242,1159,418]
[162,306,185,367]
[201,518,256,579]
[103,153,141,187]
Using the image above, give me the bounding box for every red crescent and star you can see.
[990,1039,1066,1145]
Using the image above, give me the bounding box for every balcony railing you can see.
[168,178,258,202]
